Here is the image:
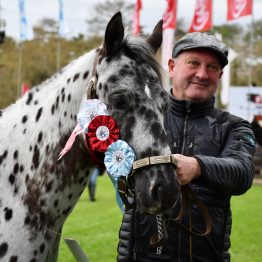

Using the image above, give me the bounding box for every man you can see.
[117,32,256,261]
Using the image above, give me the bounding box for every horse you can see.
[0,12,180,261]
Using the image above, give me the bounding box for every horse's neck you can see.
[0,50,96,217]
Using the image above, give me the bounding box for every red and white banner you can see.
[132,0,142,36]
[189,0,213,32]
[21,83,29,96]
[163,0,177,30]
[227,0,253,21]
[161,0,177,72]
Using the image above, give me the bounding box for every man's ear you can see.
[219,71,223,79]
[168,59,175,78]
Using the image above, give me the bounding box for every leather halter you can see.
[87,50,101,100]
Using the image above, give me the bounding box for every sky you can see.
[0,0,262,41]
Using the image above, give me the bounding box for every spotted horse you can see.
[0,12,180,261]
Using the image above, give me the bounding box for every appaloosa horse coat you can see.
[0,13,179,261]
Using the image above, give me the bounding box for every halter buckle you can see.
[87,76,98,99]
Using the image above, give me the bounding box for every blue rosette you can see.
[77,99,108,133]
[104,140,136,178]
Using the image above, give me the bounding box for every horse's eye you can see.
[109,92,134,111]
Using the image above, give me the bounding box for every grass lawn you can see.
[58,176,261,261]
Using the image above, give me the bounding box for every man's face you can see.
[168,49,223,102]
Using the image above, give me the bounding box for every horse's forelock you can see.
[122,36,163,85]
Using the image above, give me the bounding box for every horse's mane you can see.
[122,35,163,86]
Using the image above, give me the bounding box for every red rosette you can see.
[88,115,120,152]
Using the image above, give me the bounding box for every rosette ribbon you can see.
[57,99,108,160]
[77,99,108,132]
[104,140,135,178]
[88,115,120,153]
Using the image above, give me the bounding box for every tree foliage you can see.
[86,0,134,36]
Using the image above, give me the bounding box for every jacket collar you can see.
[169,92,215,118]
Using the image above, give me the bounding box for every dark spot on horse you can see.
[40,199,46,206]
[29,146,32,151]
[144,109,156,121]
[0,150,8,165]
[13,163,19,174]
[141,148,154,158]
[37,132,43,143]
[4,207,13,221]
[34,249,37,256]
[62,206,71,215]
[13,124,17,129]
[45,181,53,192]
[26,93,33,105]
[23,128,27,134]
[25,174,29,184]
[68,94,71,102]
[56,96,60,109]
[98,82,102,90]
[67,78,70,83]
[20,165,24,172]
[61,87,65,94]
[35,107,43,122]
[32,145,40,169]
[13,151,18,159]
[14,186,18,194]
[10,256,18,262]
[62,93,65,103]
[51,105,55,115]
[64,111,67,117]
[108,75,118,84]
[106,57,111,63]
[54,200,58,207]
[104,83,108,92]
[0,110,2,117]
[59,121,62,128]
[138,105,147,116]
[39,243,45,253]
[83,71,89,79]
[24,215,30,225]
[119,68,134,76]
[151,122,162,140]
[73,73,80,82]
[78,177,84,184]
[46,145,49,154]
[9,174,15,184]
[22,115,28,123]
[34,100,38,105]
[0,242,8,258]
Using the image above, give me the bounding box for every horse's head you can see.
[90,12,180,214]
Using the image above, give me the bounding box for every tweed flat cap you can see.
[172,32,228,67]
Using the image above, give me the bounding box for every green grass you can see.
[58,177,262,261]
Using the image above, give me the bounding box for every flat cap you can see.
[172,32,228,68]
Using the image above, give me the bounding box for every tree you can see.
[86,0,135,36]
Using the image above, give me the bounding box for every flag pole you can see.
[247,1,254,121]
[248,5,254,87]
[17,42,23,98]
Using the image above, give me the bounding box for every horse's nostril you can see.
[151,184,163,201]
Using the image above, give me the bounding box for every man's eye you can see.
[186,60,200,68]
[208,64,221,72]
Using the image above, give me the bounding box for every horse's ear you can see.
[146,20,163,54]
[102,12,124,57]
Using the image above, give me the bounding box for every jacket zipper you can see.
[181,103,191,154]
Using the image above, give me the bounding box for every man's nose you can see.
[195,65,209,79]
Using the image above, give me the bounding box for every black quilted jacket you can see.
[117,96,255,262]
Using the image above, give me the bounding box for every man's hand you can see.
[173,154,201,185]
